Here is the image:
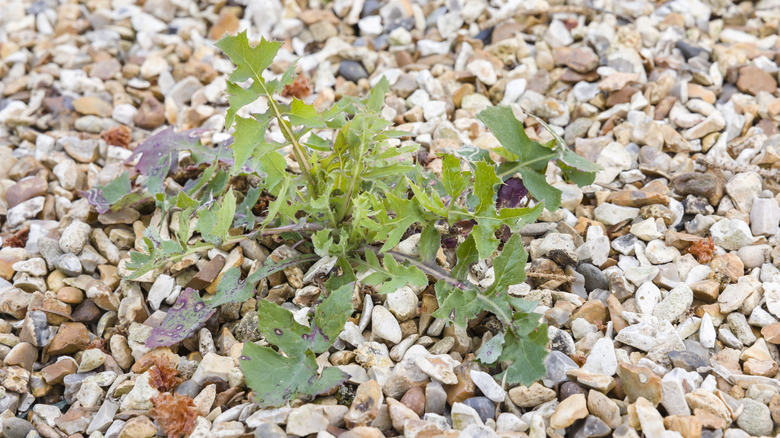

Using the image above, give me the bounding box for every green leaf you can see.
[376,193,423,253]
[205,267,254,307]
[126,227,187,279]
[262,177,291,226]
[362,253,427,294]
[101,171,133,203]
[560,149,600,173]
[408,181,447,217]
[559,161,596,187]
[256,298,312,357]
[241,342,349,408]
[145,156,171,196]
[255,151,288,195]
[442,154,470,201]
[418,222,440,264]
[366,77,390,112]
[311,283,354,352]
[287,98,325,128]
[451,234,478,281]
[361,163,415,180]
[473,161,501,214]
[477,106,556,172]
[485,234,527,296]
[469,223,500,261]
[476,332,505,365]
[213,188,237,241]
[496,324,549,386]
[312,229,333,257]
[231,116,269,174]
[432,281,478,327]
[215,32,283,84]
[234,186,261,230]
[517,168,561,211]
[224,80,263,128]
[81,172,149,214]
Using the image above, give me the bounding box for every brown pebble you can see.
[400,386,425,417]
[5,176,47,208]
[56,287,84,304]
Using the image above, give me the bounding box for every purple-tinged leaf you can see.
[127,128,207,175]
[146,254,321,348]
[146,288,216,348]
[496,177,528,209]
[476,332,505,364]
[80,172,150,213]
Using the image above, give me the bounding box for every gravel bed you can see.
[2,0,780,437]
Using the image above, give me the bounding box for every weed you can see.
[87,32,598,407]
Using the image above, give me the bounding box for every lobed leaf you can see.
[241,342,349,408]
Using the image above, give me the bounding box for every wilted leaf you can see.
[496,177,528,209]
[145,288,217,348]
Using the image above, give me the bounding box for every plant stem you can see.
[497,153,557,179]
[255,81,317,191]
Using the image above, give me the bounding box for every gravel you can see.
[3,0,780,436]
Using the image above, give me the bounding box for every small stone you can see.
[73,96,113,117]
[47,322,90,355]
[737,65,777,95]
[400,386,425,416]
[387,397,419,431]
[466,60,497,85]
[7,197,45,228]
[616,362,663,405]
[148,274,175,310]
[634,397,665,436]
[710,218,754,250]
[372,305,402,344]
[286,405,329,436]
[593,203,639,226]
[550,393,588,429]
[469,370,505,402]
[580,336,616,377]
[210,10,240,40]
[254,423,287,438]
[339,61,368,82]
[5,342,37,371]
[2,418,35,438]
[56,253,83,276]
[59,220,91,254]
[462,396,496,423]
[5,176,47,208]
[134,95,165,130]
[191,353,235,385]
[588,390,621,428]
[653,285,693,322]
[425,380,447,414]
[556,47,599,73]
[750,197,780,236]
[451,402,484,430]
[737,398,773,436]
[385,286,418,322]
[345,380,383,427]
[673,173,723,205]
[120,372,159,411]
[416,354,458,384]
